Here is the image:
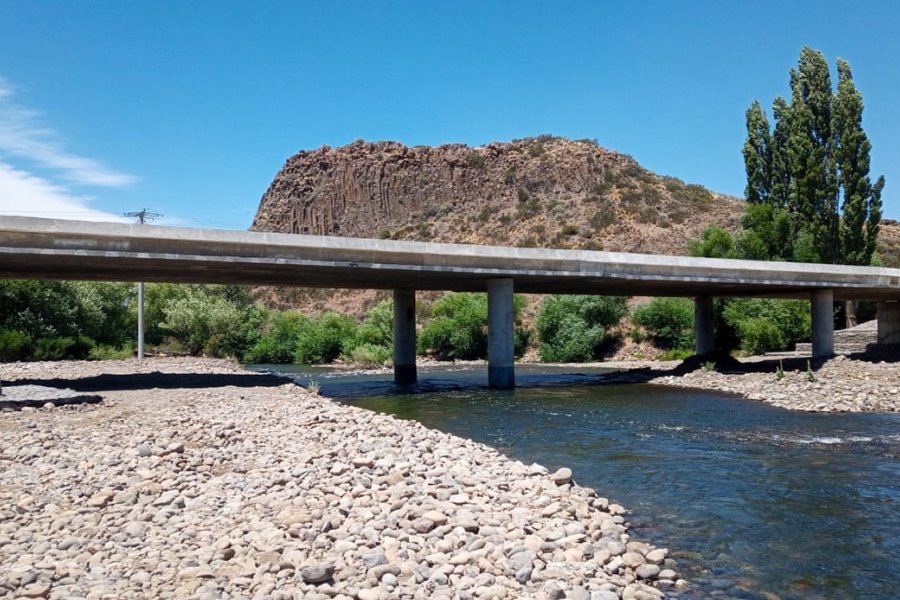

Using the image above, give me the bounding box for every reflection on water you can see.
[252,364,900,600]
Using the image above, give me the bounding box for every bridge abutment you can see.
[811,290,835,359]
[694,295,715,355]
[393,289,417,385]
[877,301,900,345]
[487,278,515,389]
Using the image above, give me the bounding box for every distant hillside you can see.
[251,137,742,255]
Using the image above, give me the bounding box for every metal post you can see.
[137,281,145,359]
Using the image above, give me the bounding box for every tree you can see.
[742,101,772,204]
[833,59,885,267]
[740,47,884,270]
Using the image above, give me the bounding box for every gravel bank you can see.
[0,358,681,600]
[648,355,900,412]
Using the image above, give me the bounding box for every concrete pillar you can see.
[487,278,515,389]
[694,295,715,356]
[810,289,835,359]
[393,289,417,385]
[877,301,900,345]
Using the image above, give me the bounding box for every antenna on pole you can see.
[125,209,162,360]
[124,208,162,225]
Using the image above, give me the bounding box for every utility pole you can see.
[124,209,161,359]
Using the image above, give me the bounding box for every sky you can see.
[0,1,898,229]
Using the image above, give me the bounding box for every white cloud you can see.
[0,163,126,222]
[0,76,138,187]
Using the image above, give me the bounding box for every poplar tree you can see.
[742,101,771,204]
[769,97,792,210]
[833,58,885,266]
[740,47,884,268]
[788,47,839,263]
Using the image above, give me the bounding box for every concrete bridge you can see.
[1,215,899,388]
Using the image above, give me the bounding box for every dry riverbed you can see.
[0,358,681,600]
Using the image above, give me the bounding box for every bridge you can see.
[1,215,899,387]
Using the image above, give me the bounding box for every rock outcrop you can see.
[251,137,743,256]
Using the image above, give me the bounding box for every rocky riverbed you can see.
[0,358,681,600]
[648,355,900,412]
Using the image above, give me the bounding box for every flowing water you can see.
[253,364,900,600]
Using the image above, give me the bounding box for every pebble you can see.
[0,357,679,599]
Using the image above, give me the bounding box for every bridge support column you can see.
[694,295,715,356]
[877,301,900,345]
[810,290,835,359]
[393,289,417,385]
[487,278,515,389]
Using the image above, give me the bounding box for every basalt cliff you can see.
[250,137,742,255]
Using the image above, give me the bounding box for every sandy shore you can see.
[0,358,681,600]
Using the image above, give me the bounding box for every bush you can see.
[357,300,393,348]
[33,337,74,361]
[735,318,784,355]
[536,295,628,362]
[160,293,243,356]
[419,293,488,360]
[244,311,309,364]
[631,297,695,350]
[346,343,392,367]
[722,298,811,355]
[418,293,528,361]
[294,312,359,364]
[0,330,33,362]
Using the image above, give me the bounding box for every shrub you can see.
[721,298,811,355]
[631,297,695,350]
[0,330,33,362]
[418,293,528,360]
[160,293,243,356]
[357,300,393,348]
[418,293,488,360]
[33,337,75,361]
[536,295,628,362]
[294,312,359,364]
[244,311,309,364]
[735,318,784,355]
[346,343,392,367]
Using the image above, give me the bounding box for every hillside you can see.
[251,137,742,255]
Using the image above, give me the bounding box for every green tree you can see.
[742,100,772,204]
[789,47,839,263]
[769,96,793,210]
[833,58,885,266]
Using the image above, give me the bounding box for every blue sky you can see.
[0,1,897,228]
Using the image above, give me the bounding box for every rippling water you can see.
[253,364,900,600]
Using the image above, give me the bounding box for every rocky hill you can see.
[251,137,742,255]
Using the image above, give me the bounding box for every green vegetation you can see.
[631,297,695,350]
[417,293,529,360]
[740,46,883,266]
[536,295,627,362]
[721,299,810,355]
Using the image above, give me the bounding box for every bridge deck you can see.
[1,216,899,300]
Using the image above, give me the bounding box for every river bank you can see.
[0,358,681,600]
[643,354,900,412]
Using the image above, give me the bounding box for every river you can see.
[253,364,900,599]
